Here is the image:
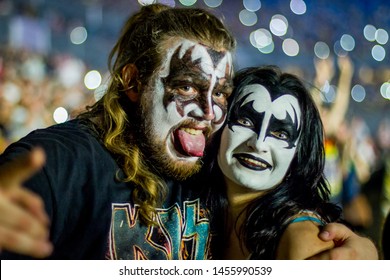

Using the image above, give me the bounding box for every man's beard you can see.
[135,105,203,181]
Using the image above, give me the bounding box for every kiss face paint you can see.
[217,84,301,191]
[139,37,233,178]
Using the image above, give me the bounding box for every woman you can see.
[199,66,342,259]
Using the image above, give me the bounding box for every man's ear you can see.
[122,63,140,103]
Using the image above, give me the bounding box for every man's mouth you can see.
[233,153,272,171]
[172,126,207,157]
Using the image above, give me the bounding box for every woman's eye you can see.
[271,131,289,140]
[237,118,253,127]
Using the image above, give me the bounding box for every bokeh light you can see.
[340,34,355,51]
[70,26,87,45]
[282,38,299,56]
[138,0,155,5]
[364,24,377,42]
[258,41,274,54]
[380,82,390,100]
[372,45,386,61]
[270,14,288,37]
[290,0,306,15]
[314,41,330,59]
[53,107,69,124]
[84,70,102,90]
[243,0,261,12]
[179,0,197,6]
[239,9,258,26]
[250,28,273,48]
[204,0,223,8]
[375,28,389,45]
[351,84,366,102]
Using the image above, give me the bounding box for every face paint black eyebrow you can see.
[163,45,226,89]
[267,113,300,149]
[228,92,265,134]
[164,47,202,81]
[206,48,229,69]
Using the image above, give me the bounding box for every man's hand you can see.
[308,223,378,260]
[276,220,335,260]
[0,148,52,258]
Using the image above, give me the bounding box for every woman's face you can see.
[217,83,301,191]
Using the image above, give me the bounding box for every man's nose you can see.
[201,102,215,121]
[189,96,215,121]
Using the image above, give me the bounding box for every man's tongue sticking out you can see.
[175,128,206,157]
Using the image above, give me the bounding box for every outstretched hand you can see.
[308,223,378,260]
[0,148,52,258]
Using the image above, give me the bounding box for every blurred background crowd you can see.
[0,0,389,257]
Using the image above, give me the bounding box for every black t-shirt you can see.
[0,120,214,259]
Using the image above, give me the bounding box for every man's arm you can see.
[0,148,52,258]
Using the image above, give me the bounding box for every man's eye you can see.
[213,92,224,98]
[213,91,227,101]
[177,85,197,96]
[271,131,289,140]
[237,118,253,127]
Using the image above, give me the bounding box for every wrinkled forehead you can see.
[236,83,301,124]
[158,37,233,78]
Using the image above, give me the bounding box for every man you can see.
[0,4,378,259]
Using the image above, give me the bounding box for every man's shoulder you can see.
[19,119,100,148]
[29,119,94,138]
[1,119,107,163]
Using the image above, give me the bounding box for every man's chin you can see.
[169,159,202,180]
[139,135,204,180]
[158,155,203,181]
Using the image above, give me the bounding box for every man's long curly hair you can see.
[201,66,342,259]
[77,4,236,225]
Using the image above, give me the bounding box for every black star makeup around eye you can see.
[146,38,233,162]
[228,89,300,149]
[161,40,232,124]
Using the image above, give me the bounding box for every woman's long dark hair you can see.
[201,66,342,259]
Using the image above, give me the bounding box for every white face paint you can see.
[217,84,301,191]
[141,37,233,170]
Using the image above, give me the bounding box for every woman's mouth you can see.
[233,153,272,171]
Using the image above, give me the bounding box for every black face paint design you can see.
[228,92,300,149]
[161,43,232,126]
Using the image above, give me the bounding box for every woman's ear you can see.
[122,64,140,103]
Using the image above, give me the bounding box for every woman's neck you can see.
[225,176,264,219]
[223,176,264,259]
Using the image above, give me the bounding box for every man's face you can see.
[217,84,301,190]
[139,37,233,179]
